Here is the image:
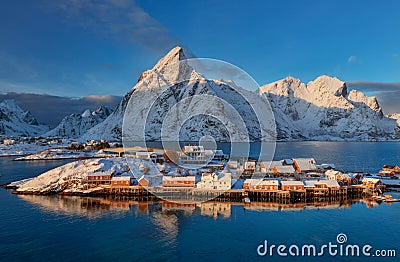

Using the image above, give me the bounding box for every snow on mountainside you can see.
[82,46,400,142]
[259,76,400,141]
[45,106,112,138]
[0,99,49,137]
[83,46,275,142]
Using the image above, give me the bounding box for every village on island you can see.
[3,138,400,204]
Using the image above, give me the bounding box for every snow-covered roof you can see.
[362,177,381,184]
[244,178,278,186]
[283,159,293,165]
[183,145,204,153]
[317,163,336,169]
[86,172,111,177]
[111,176,131,181]
[281,181,304,186]
[138,175,148,182]
[163,176,196,182]
[303,179,340,188]
[325,169,340,175]
[244,178,262,185]
[293,158,316,171]
[274,163,295,174]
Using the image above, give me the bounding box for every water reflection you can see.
[18,194,384,220]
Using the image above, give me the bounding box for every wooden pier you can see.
[90,183,383,204]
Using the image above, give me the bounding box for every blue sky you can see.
[0,0,400,107]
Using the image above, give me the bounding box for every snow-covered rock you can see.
[259,76,400,140]
[387,113,400,126]
[0,99,49,137]
[45,106,112,139]
[14,158,129,194]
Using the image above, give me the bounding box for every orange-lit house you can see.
[280,181,305,191]
[162,176,196,187]
[85,172,111,185]
[243,178,279,191]
[111,176,132,187]
[380,164,400,177]
[138,175,149,188]
[362,178,383,190]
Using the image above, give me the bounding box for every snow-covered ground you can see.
[13,148,112,161]
[0,142,63,156]
[14,158,131,194]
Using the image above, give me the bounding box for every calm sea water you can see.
[1,142,400,261]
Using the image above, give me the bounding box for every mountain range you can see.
[1,46,399,141]
[0,100,49,137]
[44,106,113,139]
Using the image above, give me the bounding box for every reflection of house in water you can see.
[197,202,231,219]
[162,201,196,214]
[244,202,280,212]
[279,202,307,211]
[99,198,131,211]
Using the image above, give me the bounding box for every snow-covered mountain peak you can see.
[0,99,48,137]
[153,46,187,71]
[308,75,347,97]
[137,46,195,86]
[45,106,112,139]
[0,99,19,109]
[81,109,91,118]
[347,89,382,113]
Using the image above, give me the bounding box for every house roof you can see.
[111,176,131,181]
[244,178,263,185]
[86,172,111,177]
[163,176,196,182]
[138,175,148,182]
[304,180,340,188]
[274,164,295,174]
[283,159,293,165]
[244,178,278,186]
[293,158,317,171]
[362,178,381,184]
[183,145,204,153]
[281,181,304,186]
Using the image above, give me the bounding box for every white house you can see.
[180,145,207,165]
[196,172,231,190]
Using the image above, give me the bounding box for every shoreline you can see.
[3,184,387,204]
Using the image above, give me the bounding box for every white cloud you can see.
[347,55,357,63]
[48,0,184,55]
